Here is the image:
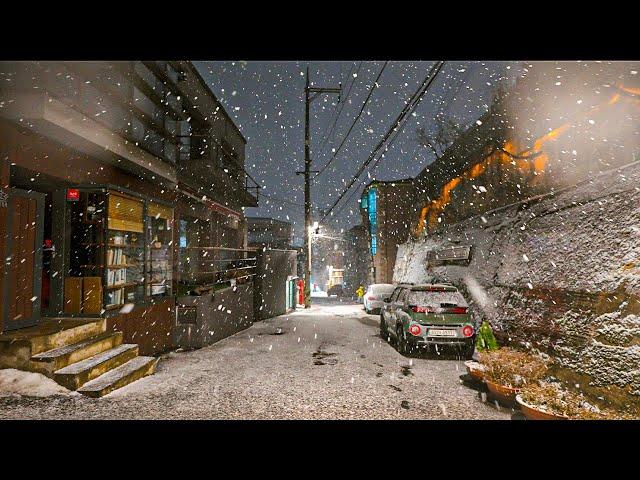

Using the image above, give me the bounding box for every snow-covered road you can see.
[0,298,509,419]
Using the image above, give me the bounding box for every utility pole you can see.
[298,66,341,308]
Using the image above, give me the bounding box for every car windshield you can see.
[408,291,467,308]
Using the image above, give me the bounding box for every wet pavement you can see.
[0,297,510,419]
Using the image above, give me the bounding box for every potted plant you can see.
[517,382,634,420]
[464,360,487,381]
[465,320,499,381]
[478,348,548,407]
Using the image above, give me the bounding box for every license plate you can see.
[428,329,457,337]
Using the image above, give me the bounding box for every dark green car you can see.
[380,283,475,357]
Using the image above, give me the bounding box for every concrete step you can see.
[30,332,124,377]
[0,318,107,362]
[54,344,139,390]
[78,356,159,398]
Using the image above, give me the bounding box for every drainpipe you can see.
[0,154,9,331]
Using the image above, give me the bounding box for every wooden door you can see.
[2,189,44,331]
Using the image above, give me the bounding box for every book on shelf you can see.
[107,247,128,266]
[107,288,123,306]
[107,268,127,286]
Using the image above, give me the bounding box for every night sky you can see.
[196,61,520,244]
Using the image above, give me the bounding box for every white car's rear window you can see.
[372,284,395,294]
[408,291,468,308]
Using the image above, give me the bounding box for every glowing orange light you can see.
[415,86,639,235]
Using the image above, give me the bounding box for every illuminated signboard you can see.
[368,187,377,255]
[66,188,80,201]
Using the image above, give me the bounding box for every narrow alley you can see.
[0,297,508,420]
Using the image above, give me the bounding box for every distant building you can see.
[359,179,418,284]
[310,225,346,292]
[343,224,372,292]
[247,217,293,250]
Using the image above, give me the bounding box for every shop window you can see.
[65,188,175,313]
[105,191,145,309]
[146,202,173,297]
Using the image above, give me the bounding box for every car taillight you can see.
[408,324,422,336]
[410,305,434,313]
[462,325,474,337]
[446,306,468,314]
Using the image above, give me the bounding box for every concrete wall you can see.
[173,283,254,349]
[395,161,640,408]
[254,249,297,321]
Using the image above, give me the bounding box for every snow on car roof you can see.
[410,284,458,291]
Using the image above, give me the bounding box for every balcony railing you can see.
[178,246,257,295]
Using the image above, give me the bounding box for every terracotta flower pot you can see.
[464,360,486,381]
[485,379,520,407]
[516,395,569,420]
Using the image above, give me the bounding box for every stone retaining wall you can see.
[395,161,640,407]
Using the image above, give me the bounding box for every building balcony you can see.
[177,151,259,209]
[0,91,177,185]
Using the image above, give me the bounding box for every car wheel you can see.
[463,342,475,360]
[396,324,409,355]
[380,315,388,340]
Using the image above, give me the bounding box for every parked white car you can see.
[364,284,396,314]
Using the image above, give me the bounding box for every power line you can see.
[315,62,358,157]
[315,61,388,178]
[333,65,450,218]
[329,118,409,220]
[320,61,445,222]
[328,64,477,222]
[260,192,304,207]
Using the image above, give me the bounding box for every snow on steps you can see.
[1,317,160,398]
[54,344,139,390]
[77,356,158,398]
[30,331,124,376]
[0,319,106,368]
[20,319,106,356]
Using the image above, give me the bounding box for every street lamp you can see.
[307,222,320,300]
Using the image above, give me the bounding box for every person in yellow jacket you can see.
[356,285,365,303]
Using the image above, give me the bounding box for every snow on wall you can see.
[395,161,640,403]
